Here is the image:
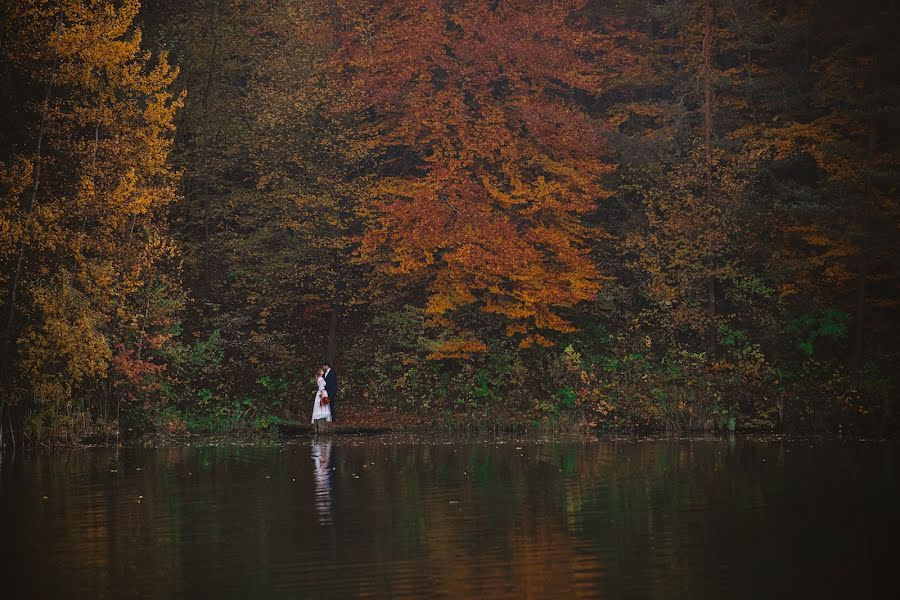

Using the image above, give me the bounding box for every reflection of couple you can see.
[311,440,332,525]
[310,362,337,427]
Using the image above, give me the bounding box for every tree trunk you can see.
[702,2,715,187]
[326,0,345,34]
[326,300,339,365]
[851,122,875,375]
[2,43,58,376]
[324,0,346,367]
[78,121,101,234]
[0,6,10,108]
[199,1,220,292]
[702,2,717,348]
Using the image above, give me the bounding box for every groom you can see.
[322,362,337,422]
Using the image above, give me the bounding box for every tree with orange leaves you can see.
[334,0,638,358]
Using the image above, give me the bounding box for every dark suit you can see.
[323,368,337,422]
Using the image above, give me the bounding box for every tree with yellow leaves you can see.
[0,0,183,440]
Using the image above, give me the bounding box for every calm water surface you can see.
[1,437,896,598]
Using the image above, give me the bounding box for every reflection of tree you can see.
[311,441,333,526]
[7,440,894,598]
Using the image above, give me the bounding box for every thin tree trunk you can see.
[78,121,101,234]
[2,45,58,374]
[324,0,346,367]
[326,0,345,35]
[136,287,152,361]
[102,212,140,411]
[203,179,210,287]
[199,3,220,292]
[702,2,717,346]
[326,300,339,365]
[851,122,875,375]
[702,2,715,186]
[0,6,11,109]
[852,266,866,373]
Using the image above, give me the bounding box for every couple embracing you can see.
[311,362,337,428]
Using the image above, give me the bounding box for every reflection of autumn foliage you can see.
[11,441,806,597]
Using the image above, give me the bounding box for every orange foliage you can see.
[334,1,638,357]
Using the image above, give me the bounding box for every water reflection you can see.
[0,438,896,599]
[311,440,333,525]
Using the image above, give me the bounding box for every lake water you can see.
[1,436,896,598]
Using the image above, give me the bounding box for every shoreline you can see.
[3,403,895,450]
[3,424,895,451]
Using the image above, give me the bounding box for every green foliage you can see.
[787,310,849,356]
[730,276,776,300]
[719,325,749,348]
[256,376,289,393]
[557,387,577,410]
[474,370,490,399]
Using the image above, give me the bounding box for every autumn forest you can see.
[0,0,897,444]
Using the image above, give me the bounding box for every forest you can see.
[0,0,897,444]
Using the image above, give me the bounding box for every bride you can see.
[311,366,332,431]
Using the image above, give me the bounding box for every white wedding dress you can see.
[311,375,332,423]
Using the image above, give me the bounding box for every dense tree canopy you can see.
[336,0,628,357]
[0,0,897,443]
[1,0,183,440]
